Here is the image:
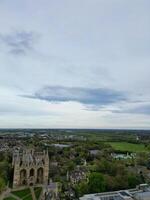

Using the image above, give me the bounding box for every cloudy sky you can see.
[0,0,150,129]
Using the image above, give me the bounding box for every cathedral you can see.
[12,148,49,188]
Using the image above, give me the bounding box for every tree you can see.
[0,177,5,193]
[114,175,128,190]
[67,161,75,171]
[75,181,88,197]
[104,175,116,191]
[128,174,141,188]
[88,172,106,193]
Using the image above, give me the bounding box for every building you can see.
[111,153,136,160]
[45,182,59,200]
[12,149,49,188]
[90,150,101,156]
[68,167,88,185]
[80,191,133,200]
[80,184,150,200]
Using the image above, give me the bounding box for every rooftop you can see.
[80,185,150,200]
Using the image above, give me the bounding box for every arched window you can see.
[30,168,34,177]
[37,168,44,184]
[20,169,27,185]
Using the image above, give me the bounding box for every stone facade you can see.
[12,149,49,188]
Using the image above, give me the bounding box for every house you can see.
[68,167,88,185]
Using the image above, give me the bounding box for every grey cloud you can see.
[131,105,150,115]
[114,104,150,115]
[0,30,37,55]
[21,86,126,107]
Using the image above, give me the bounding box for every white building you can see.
[80,184,150,200]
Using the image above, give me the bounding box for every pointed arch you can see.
[30,168,34,177]
[20,169,27,185]
[37,167,44,184]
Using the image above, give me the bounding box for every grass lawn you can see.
[4,197,16,200]
[34,187,42,200]
[107,142,149,152]
[23,194,33,200]
[11,188,32,200]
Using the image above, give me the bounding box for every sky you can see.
[0,0,150,129]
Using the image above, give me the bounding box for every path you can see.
[9,193,22,200]
[30,187,36,200]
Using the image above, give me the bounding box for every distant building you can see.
[111,153,136,160]
[90,150,101,156]
[12,149,49,188]
[45,182,59,200]
[80,184,150,200]
[68,167,88,185]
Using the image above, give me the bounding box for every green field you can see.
[6,187,42,200]
[4,197,16,200]
[12,188,32,200]
[34,187,42,200]
[23,195,33,200]
[107,142,149,152]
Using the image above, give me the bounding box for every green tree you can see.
[0,177,5,193]
[67,161,75,171]
[88,172,106,193]
[114,175,128,190]
[75,181,88,197]
[128,174,141,188]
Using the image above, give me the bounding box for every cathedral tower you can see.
[12,149,49,188]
